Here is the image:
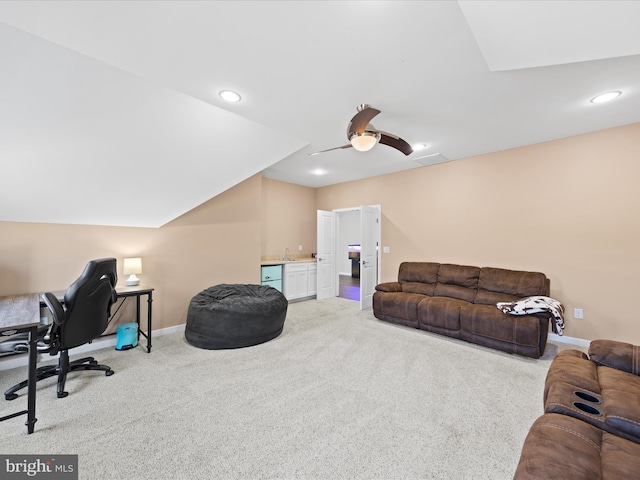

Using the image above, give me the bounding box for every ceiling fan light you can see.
[350,131,379,152]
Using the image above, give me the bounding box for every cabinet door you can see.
[307,264,317,296]
[294,270,308,298]
[284,263,310,300]
[284,269,298,299]
[284,263,304,300]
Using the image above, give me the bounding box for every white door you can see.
[360,205,379,310]
[316,210,336,299]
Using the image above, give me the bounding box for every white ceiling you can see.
[1,1,639,227]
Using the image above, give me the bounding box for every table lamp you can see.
[123,257,142,286]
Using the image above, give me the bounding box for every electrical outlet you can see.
[574,308,584,319]
[383,246,390,254]
[298,245,302,251]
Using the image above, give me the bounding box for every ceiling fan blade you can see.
[347,107,381,136]
[378,131,413,156]
[308,144,353,156]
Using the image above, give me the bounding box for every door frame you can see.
[333,205,382,304]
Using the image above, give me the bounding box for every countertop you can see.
[260,258,317,266]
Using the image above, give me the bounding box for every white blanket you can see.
[496,296,564,336]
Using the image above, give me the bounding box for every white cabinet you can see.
[307,263,317,296]
[284,262,317,301]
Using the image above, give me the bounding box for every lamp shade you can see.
[350,131,379,152]
[123,257,142,275]
[123,257,142,286]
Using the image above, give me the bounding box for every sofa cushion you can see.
[598,366,640,442]
[375,281,402,293]
[402,282,436,296]
[474,290,519,306]
[398,262,440,284]
[418,296,466,334]
[372,291,425,328]
[460,304,541,347]
[513,413,640,480]
[434,263,479,303]
[475,267,548,305]
[589,339,640,375]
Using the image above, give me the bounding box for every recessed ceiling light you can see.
[412,143,428,152]
[311,169,326,175]
[219,90,241,103]
[590,91,621,104]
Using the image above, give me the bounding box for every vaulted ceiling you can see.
[1,1,639,227]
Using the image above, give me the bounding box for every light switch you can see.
[383,246,390,254]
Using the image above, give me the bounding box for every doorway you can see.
[339,274,360,301]
[316,205,381,309]
[337,209,361,301]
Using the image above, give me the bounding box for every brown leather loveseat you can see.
[373,262,552,358]
[514,339,640,479]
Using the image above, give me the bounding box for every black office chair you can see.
[1,258,118,399]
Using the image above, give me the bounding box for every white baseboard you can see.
[548,332,590,348]
[0,324,186,372]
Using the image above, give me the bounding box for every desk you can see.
[115,285,154,353]
[50,284,154,353]
[0,294,40,434]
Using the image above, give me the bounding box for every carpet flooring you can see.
[0,297,577,480]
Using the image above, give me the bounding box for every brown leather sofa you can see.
[514,340,640,479]
[373,262,552,358]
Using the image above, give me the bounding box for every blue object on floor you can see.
[115,323,138,350]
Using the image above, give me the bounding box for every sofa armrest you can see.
[375,282,402,293]
[589,339,640,376]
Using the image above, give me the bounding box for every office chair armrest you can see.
[107,289,117,317]
[41,292,66,326]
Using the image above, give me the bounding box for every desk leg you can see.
[146,291,153,353]
[26,325,38,434]
[135,296,141,340]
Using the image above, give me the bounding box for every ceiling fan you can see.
[309,104,413,156]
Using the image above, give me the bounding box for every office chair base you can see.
[4,353,114,401]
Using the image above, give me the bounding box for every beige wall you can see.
[2,123,639,344]
[316,123,640,344]
[260,177,316,258]
[0,174,263,330]
[0,173,317,332]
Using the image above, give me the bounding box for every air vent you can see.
[414,153,449,166]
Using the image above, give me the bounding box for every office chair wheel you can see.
[89,359,98,365]
[57,391,69,398]
[5,393,18,401]
[105,369,114,376]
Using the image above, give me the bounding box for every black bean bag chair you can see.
[185,284,288,349]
